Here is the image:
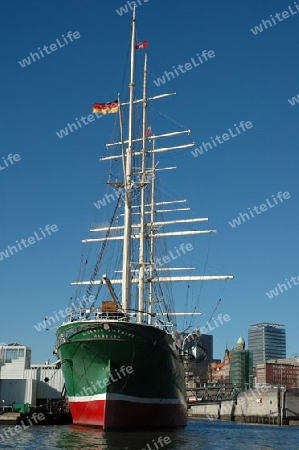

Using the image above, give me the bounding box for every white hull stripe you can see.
[69,393,106,402]
[68,392,186,406]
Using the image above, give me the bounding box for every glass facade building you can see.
[248,323,286,367]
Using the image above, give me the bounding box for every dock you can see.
[188,387,299,425]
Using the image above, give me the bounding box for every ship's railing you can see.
[67,307,132,323]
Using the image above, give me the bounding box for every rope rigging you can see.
[85,193,123,310]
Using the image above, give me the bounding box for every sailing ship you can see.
[55,5,233,429]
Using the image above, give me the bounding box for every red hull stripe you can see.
[69,398,187,429]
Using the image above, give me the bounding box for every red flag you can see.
[135,41,148,50]
[145,125,152,136]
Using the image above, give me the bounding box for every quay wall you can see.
[188,388,299,425]
[188,403,219,419]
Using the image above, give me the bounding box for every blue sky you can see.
[1,0,299,363]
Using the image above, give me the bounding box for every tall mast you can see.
[137,53,148,323]
[122,5,136,312]
[74,9,234,302]
[148,141,156,324]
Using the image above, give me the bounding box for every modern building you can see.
[0,343,63,407]
[230,336,253,390]
[185,334,213,382]
[185,334,223,384]
[248,323,286,367]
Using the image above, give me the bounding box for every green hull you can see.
[56,320,187,428]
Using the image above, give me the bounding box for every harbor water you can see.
[0,418,299,449]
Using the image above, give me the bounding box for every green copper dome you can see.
[237,335,245,345]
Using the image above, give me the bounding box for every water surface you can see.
[0,418,298,449]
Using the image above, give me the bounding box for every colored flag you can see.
[92,100,118,114]
[135,41,148,49]
[145,125,152,136]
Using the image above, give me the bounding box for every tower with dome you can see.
[230,335,253,390]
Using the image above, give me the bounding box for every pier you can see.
[188,387,299,425]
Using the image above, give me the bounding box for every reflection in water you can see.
[54,424,188,450]
[1,419,299,450]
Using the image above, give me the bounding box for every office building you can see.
[248,323,286,367]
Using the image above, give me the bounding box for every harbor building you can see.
[230,336,253,390]
[186,335,230,402]
[208,336,253,391]
[248,323,286,367]
[209,348,230,384]
[185,334,222,385]
[255,357,299,388]
[0,343,63,407]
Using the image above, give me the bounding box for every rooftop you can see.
[249,323,285,328]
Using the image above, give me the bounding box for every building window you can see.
[5,349,18,361]
[4,348,25,362]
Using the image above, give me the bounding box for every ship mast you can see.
[148,143,155,324]
[122,4,136,313]
[137,53,148,323]
[74,7,234,310]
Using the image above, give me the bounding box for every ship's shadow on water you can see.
[54,424,189,449]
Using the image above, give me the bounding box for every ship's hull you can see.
[56,321,187,429]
